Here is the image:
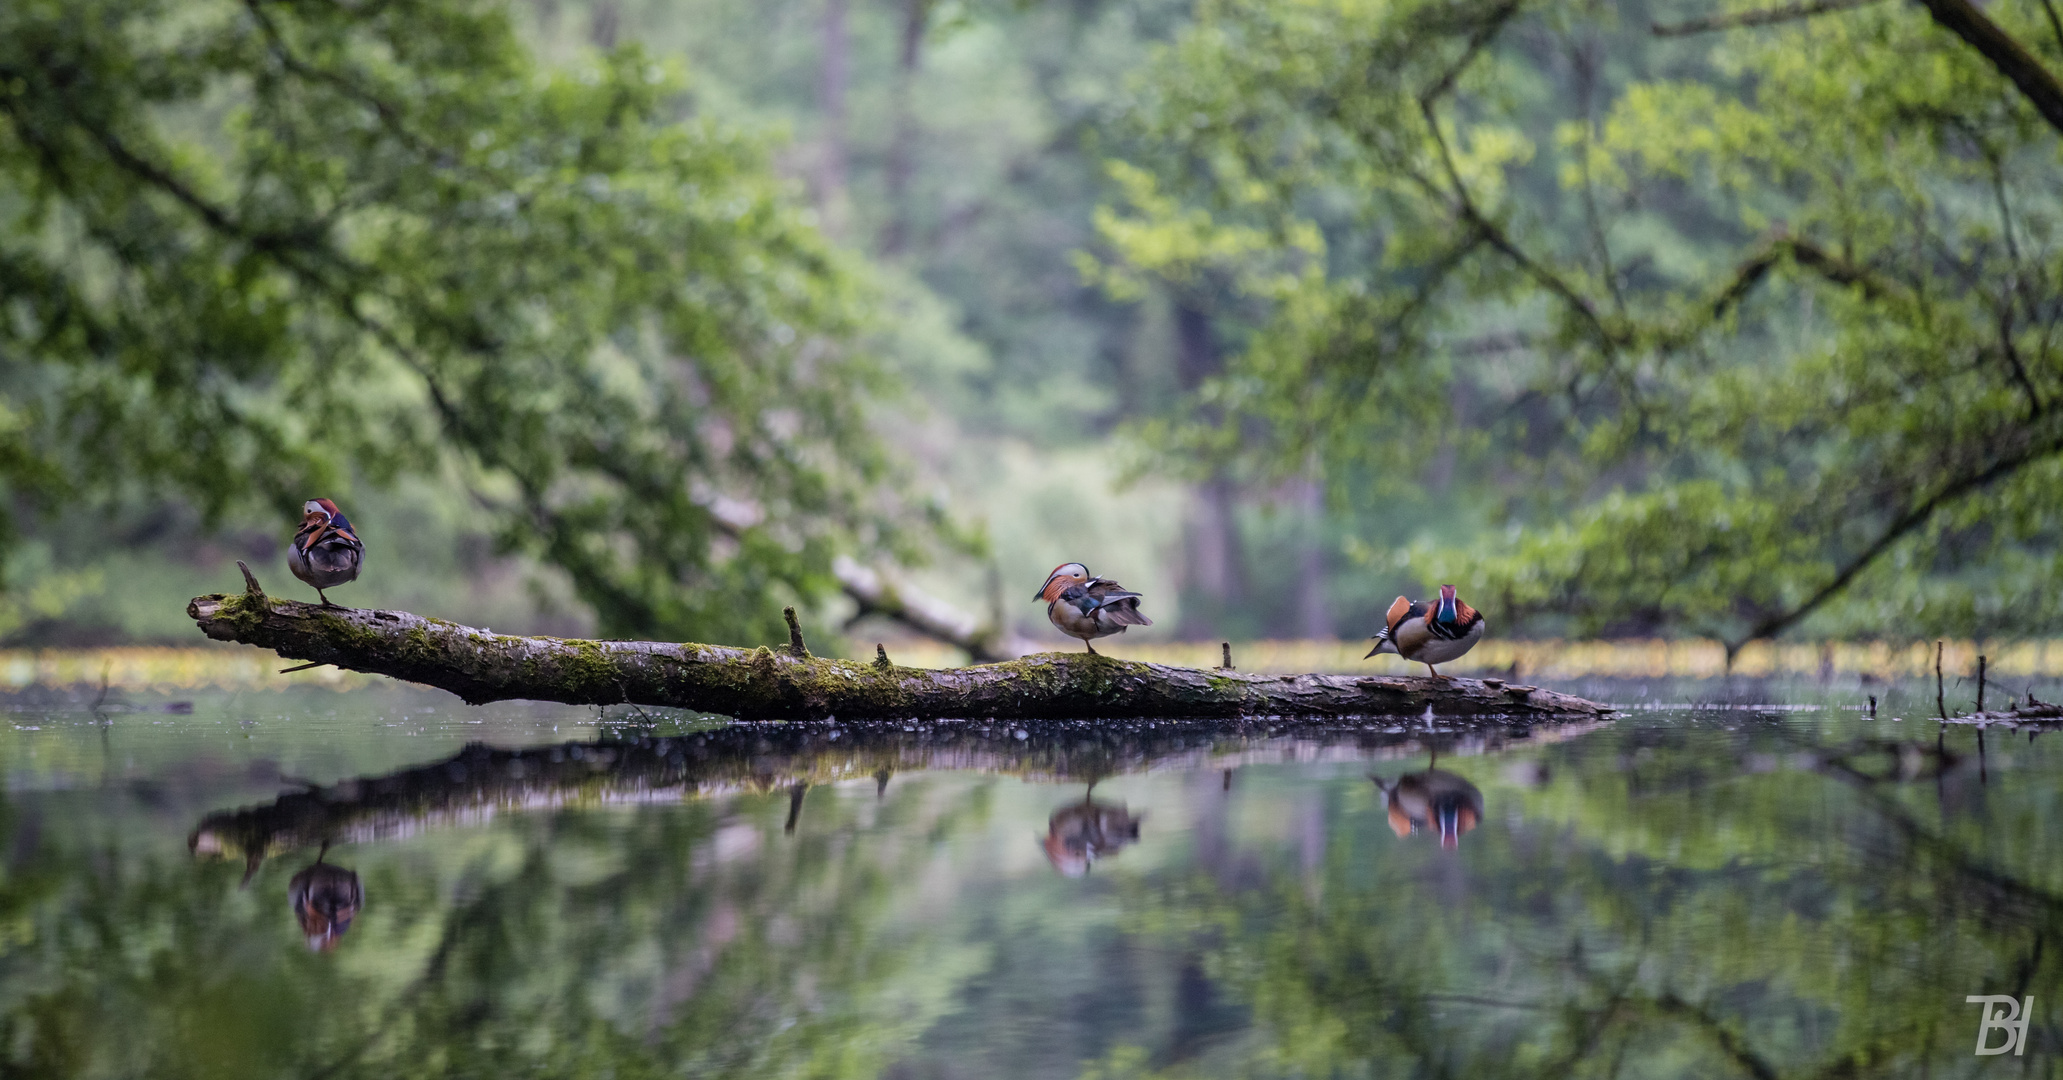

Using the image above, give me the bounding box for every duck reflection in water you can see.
[1371,769,1484,850]
[289,852,363,952]
[1040,797,1144,877]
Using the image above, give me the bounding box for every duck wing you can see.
[1384,595,1427,638]
[297,518,364,554]
[1366,596,1433,659]
[1366,596,1427,656]
[325,514,363,551]
[1083,578,1153,627]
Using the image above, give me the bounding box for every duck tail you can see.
[1098,596,1152,627]
[1364,631,1399,659]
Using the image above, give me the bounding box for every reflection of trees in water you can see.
[20,737,1019,1078]
[1091,723,2062,1077]
[141,719,1578,1077]
[20,716,2051,1077]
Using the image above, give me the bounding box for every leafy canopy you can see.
[1092,0,2063,647]
[0,0,910,644]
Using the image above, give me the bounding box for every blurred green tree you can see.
[0,0,919,645]
[1089,0,2063,650]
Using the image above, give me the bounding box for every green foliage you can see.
[0,0,908,645]
[1092,0,2063,645]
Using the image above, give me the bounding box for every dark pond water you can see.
[0,677,2056,1078]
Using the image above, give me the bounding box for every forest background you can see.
[6,0,2063,660]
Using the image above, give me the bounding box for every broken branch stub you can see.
[186,574,1614,722]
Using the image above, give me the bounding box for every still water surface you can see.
[0,678,2056,1077]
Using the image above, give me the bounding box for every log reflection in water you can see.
[189,718,1608,865]
[1040,798,1144,877]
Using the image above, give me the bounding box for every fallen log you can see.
[187,565,1614,721]
[1940,694,2063,728]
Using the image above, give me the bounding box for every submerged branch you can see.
[1942,696,2063,726]
[186,567,1612,721]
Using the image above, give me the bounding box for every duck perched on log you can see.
[188,566,1616,719]
[287,498,363,607]
[1366,585,1485,678]
[1035,562,1152,655]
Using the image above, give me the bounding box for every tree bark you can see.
[187,567,1611,722]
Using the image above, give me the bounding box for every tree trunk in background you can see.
[1291,476,1334,639]
[1182,477,1246,632]
[880,0,932,255]
[588,0,620,48]
[1174,302,1247,638]
[815,0,852,240]
[1424,375,1470,493]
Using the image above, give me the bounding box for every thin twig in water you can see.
[1936,641,1948,720]
[91,661,112,724]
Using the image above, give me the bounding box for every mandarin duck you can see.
[1035,562,1152,654]
[287,498,363,606]
[289,857,363,952]
[1039,798,1144,877]
[1365,584,1484,677]
[1372,768,1484,850]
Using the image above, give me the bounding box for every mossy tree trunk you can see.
[187,567,1613,722]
